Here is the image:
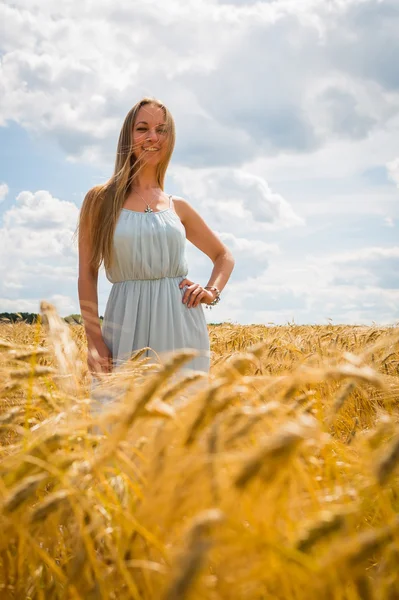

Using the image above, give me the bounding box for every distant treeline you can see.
[0,313,223,326]
[0,313,104,324]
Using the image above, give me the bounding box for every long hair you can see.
[75,97,176,272]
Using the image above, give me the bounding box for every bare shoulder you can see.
[171,195,199,224]
[171,195,190,209]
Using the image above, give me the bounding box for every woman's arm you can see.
[173,197,235,307]
[78,216,112,372]
[77,274,102,346]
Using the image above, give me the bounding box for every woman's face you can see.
[132,104,169,163]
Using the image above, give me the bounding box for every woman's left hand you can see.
[179,278,214,308]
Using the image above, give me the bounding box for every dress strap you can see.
[169,194,173,208]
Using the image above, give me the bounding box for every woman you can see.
[77,97,235,376]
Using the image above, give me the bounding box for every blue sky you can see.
[0,0,398,325]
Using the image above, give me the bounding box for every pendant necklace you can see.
[132,189,157,213]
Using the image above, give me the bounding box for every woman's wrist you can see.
[204,286,221,308]
[86,330,105,347]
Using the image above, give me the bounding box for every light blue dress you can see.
[101,194,211,373]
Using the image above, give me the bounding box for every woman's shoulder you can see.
[170,196,205,228]
[81,185,109,211]
[170,195,191,221]
[170,195,193,211]
[170,194,185,202]
[84,184,105,200]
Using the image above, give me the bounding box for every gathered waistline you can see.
[111,274,187,284]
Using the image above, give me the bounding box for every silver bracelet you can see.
[204,286,221,309]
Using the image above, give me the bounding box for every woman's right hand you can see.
[87,339,113,374]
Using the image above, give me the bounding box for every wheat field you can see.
[0,303,399,599]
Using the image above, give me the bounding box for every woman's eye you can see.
[136,127,167,134]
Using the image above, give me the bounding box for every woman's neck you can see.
[132,169,159,191]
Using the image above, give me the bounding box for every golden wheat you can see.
[0,312,398,599]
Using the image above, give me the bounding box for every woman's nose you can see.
[147,128,159,142]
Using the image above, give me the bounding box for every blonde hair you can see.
[75,97,176,272]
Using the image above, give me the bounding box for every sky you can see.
[0,0,398,325]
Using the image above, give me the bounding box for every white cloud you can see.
[219,232,279,257]
[172,166,304,234]
[384,216,395,228]
[1,0,399,165]
[4,190,78,230]
[1,0,399,326]
[0,183,9,203]
[387,157,399,188]
[220,245,399,325]
[320,246,399,291]
[0,294,76,315]
[0,189,79,311]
